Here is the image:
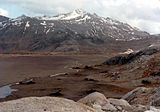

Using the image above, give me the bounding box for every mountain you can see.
[35,9,149,40]
[152,34,160,37]
[0,15,9,22]
[0,9,159,53]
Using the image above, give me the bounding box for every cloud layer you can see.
[0,8,8,16]
[0,0,160,34]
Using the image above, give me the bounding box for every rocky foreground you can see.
[0,89,160,112]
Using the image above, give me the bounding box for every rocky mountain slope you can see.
[0,16,9,22]
[0,9,158,53]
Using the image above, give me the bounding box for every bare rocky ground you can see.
[0,46,160,111]
[0,54,109,86]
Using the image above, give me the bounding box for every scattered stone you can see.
[78,92,109,107]
[19,79,35,85]
[78,92,133,112]
[72,67,81,69]
[83,65,93,70]
[150,88,160,106]
[141,80,151,85]
[145,106,160,112]
[84,77,97,82]
[151,97,160,106]
[100,70,108,73]
[108,98,132,108]
[122,87,151,104]
[50,73,68,77]
[102,103,117,111]
[49,88,63,97]
[122,87,160,107]
[132,104,148,112]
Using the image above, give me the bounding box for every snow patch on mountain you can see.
[104,18,119,25]
[46,29,50,34]
[62,9,85,20]
[11,21,23,26]
[24,21,30,32]
[75,15,91,22]
[25,21,30,27]
[0,22,2,27]
[40,21,46,25]
[37,15,65,21]
[37,9,86,21]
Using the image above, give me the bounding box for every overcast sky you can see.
[0,0,160,34]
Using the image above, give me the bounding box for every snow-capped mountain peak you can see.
[10,14,29,22]
[16,15,28,20]
[0,9,156,53]
[0,9,150,42]
[36,9,87,21]
[62,9,86,20]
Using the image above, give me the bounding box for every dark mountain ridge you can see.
[0,10,159,53]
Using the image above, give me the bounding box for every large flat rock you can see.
[0,97,95,112]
